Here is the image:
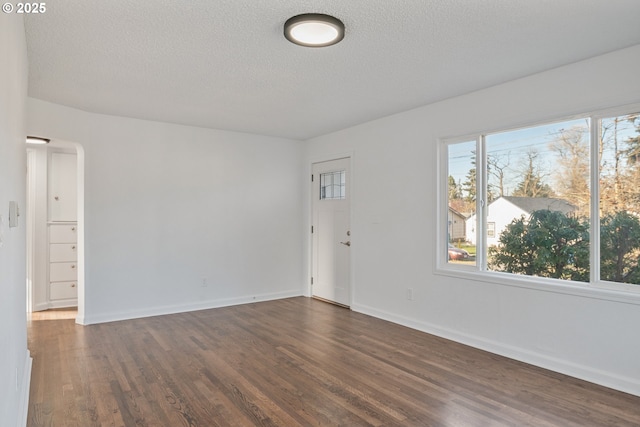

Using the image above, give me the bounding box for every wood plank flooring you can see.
[27,297,640,426]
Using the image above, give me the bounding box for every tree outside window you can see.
[445,110,640,287]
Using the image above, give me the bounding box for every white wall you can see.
[304,44,640,396]
[28,99,304,324]
[0,13,31,427]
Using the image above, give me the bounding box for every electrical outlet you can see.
[201,278,208,287]
[406,288,414,301]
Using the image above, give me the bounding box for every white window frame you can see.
[436,104,640,305]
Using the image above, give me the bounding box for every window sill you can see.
[434,265,640,306]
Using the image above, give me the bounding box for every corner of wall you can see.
[17,351,32,427]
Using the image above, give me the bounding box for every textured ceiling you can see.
[25,0,640,140]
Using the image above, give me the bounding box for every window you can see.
[320,170,345,200]
[442,107,640,292]
[447,140,477,266]
[487,222,495,238]
[599,112,640,285]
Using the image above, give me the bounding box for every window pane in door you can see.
[320,171,346,200]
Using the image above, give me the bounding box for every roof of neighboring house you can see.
[448,206,467,219]
[500,196,576,215]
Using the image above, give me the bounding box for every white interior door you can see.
[312,158,351,306]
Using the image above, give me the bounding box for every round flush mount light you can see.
[26,136,50,144]
[284,13,345,47]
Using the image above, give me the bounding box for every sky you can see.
[447,114,638,198]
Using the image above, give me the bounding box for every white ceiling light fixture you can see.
[284,13,345,47]
[26,136,50,144]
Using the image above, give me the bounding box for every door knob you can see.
[340,241,351,247]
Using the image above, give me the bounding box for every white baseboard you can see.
[78,290,303,325]
[351,302,640,398]
[48,299,78,309]
[17,350,32,427]
[32,302,49,312]
[33,299,77,312]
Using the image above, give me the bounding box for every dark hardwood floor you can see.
[27,297,640,426]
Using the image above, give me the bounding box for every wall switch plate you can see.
[406,288,414,301]
[8,201,18,227]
